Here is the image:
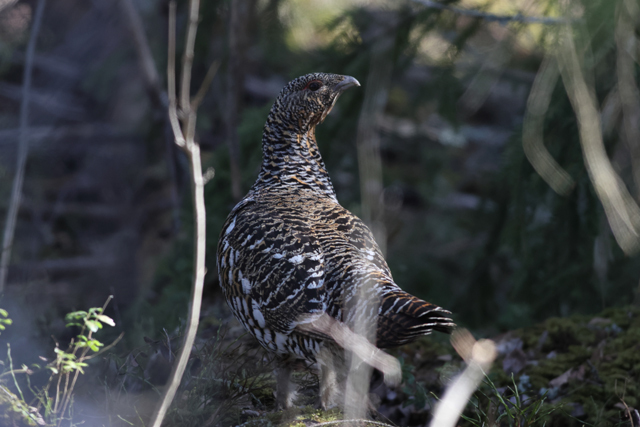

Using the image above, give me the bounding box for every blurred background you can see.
[1,0,639,351]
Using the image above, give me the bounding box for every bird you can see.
[217,72,454,410]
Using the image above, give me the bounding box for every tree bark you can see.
[225,0,256,201]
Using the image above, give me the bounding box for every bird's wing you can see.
[322,204,390,274]
[217,197,328,337]
[318,203,455,346]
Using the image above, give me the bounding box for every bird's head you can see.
[270,73,360,132]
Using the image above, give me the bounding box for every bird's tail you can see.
[376,290,455,348]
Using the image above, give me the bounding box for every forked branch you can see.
[149,1,214,426]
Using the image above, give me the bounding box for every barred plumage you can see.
[217,73,454,409]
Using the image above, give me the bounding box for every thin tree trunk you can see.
[615,0,640,201]
[347,11,396,420]
[0,0,47,293]
[226,0,256,201]
[355,16,395,256]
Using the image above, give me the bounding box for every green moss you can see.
[240,407,344,427]
[487,306,640,425]
[0,385,42,427]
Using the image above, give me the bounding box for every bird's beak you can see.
[317,76,360,125]
[334,76,360,93]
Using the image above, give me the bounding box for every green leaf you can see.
[65,311,87,322]
[0,309,8,317]
[54,348,76,360]
[96,314,115,327]
[88,341,102,352]
[84,320,102,332]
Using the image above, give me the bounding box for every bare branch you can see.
[557,14,640,255]
[429,330,497,427]
[118,0,166,107]
[167,1,185,147]
[411,0,573,25]
[83,332,125,361]
[296,313,401,385]
[523,55,575,196]
[150,0,207,425]
[179,0,200,113]
[0,0,46,294]
[191,60,219,110]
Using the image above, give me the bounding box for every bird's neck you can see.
[251,113,337,200]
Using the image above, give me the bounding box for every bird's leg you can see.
[317,346,339,410]
[275,362,295,409]
[319,361,338,409]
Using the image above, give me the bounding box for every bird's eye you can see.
[306,80,322,91]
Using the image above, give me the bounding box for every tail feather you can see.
[376,291,455,348]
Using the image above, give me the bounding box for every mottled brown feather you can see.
[217,72,454,369]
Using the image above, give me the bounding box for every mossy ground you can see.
[461,306,640,426]
[124,305,640,426]
[2,306,638,426]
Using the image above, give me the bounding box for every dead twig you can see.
[192,61,219,110]
[118,0,166,107]
[297,313,401,385]
[557,6,640,255]
[0,0,46,294]
[429,329,497,427]
[522,55,575,196]
[149,1,212,426]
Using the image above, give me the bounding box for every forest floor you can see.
[125,305,640,426]
[224,305,640,427]
[2,304,639,426]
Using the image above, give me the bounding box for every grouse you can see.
[217,73,454,409]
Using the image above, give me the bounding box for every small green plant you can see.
[0,296,120,426]
[0,309,12,335]
[462,374,560,427]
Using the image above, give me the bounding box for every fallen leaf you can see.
[549,368,572,388]
[502,348,527,375]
